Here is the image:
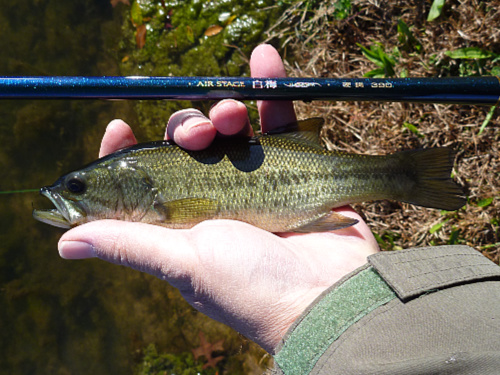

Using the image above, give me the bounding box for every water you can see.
[0,0,283,373]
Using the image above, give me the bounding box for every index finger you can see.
[99,119,138,158]
[250,44,297,133]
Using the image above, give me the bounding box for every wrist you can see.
[258,258,373,353]
[273,265,394,373]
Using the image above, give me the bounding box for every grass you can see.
[267,0,499,262]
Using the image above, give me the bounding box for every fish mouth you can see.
[32,187,81,229]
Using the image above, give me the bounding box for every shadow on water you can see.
[0,0,285,373]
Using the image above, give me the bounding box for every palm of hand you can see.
[164,217,376,352]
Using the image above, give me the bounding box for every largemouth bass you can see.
[33,118,466,232]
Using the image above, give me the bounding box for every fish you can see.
[33,118,466,232]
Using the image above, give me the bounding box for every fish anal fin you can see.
[153,198,219,224]
[293,211,358,233]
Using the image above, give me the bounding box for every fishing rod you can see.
[0,76,498,105]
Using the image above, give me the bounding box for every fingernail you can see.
[182,115,210,130]
[166,109,209,140]
[59,241,96,259]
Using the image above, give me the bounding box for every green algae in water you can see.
[135,344,214,375]
[119,0,287,139]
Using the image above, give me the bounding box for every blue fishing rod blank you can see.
[0,76,498,105]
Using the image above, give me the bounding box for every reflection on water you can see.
[0,1,277,373]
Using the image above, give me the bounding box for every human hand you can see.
[58,44,379,353]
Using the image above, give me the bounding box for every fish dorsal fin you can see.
[267,118,325,149]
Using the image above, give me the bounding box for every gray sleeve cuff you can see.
[273,265,396,375]
[273,245,500,375]
[368,245,500,301]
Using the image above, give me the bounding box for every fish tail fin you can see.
[397,148,466,211]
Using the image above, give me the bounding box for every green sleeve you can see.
[272,245,500,375]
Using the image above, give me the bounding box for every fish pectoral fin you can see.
[293,211,358,233]
[153,198,219,224]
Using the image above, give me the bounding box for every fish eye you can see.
[65,174,86,194]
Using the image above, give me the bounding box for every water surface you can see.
[0,1,282,373]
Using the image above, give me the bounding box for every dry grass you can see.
[268,0,499,261]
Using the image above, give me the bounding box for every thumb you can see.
[58,220,197,285]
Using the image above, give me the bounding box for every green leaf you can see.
[479,104,497,135]
[403,122,424,137]
[445,47,495,60]
[429,219,448,234]
[427,0,446,21]
[333,0,352,20]
[397,19,422,53]
[363,67,387,78]
[491,66,500,76]
[373,232,387,249]
[357,43,384,67]
[448,228,461,245]
[476,197,494,208]
[479,242,500,250]
[358,42,396,77]
[380,55,396,76]
[373,231,402,250]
